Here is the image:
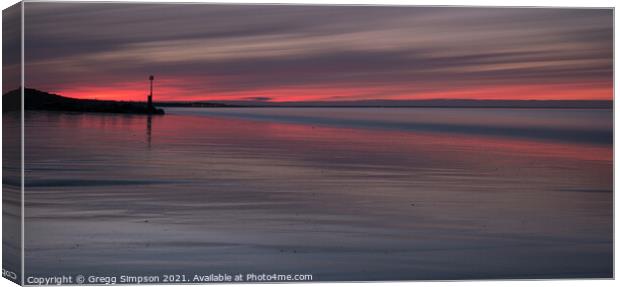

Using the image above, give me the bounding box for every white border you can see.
[0,1,616,287]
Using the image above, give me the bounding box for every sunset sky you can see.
[13,3,614,102]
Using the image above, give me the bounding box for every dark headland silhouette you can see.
[3,88,165,115]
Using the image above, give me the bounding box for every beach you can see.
[22,107,612,280]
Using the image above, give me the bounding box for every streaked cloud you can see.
[22,3,612,101]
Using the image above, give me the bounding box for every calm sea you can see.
[17,107,612,280]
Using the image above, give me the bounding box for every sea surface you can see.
[21,107,612,280]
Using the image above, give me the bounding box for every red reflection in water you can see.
[60,111,610,164]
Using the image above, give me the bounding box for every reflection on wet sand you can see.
[24,108,612,280]
[146,115,151,149]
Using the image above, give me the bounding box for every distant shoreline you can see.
[160,100,613,109]
[160,98,612,109]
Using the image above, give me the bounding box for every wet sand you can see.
[22,108,612,280]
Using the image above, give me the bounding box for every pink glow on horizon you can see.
[53,80,612,102]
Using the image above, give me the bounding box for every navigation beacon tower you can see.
[148,75,154,113]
